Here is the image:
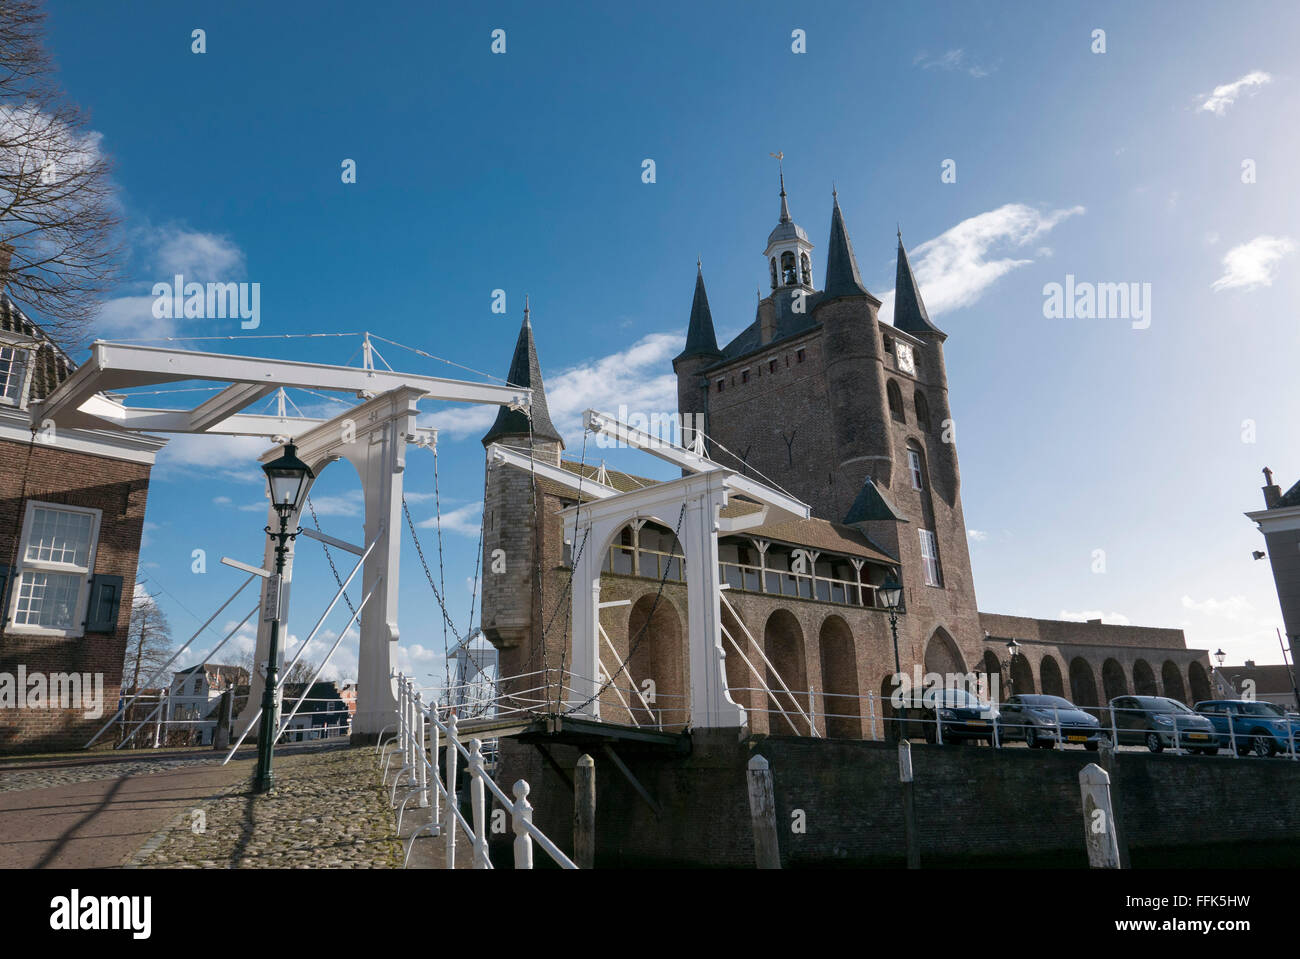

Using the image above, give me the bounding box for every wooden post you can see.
[574,753,596,869]
[1079,762,1121,869]
[898,741,920,869]
[746,754,781,869]
[513,780,534,869]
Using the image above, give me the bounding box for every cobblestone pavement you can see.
[0,754,220,794]
[133,744,403,868]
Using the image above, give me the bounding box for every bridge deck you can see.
[455,713,689,752]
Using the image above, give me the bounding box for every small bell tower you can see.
[763,152,814,294]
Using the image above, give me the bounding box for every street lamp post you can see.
[253,442,315,794]
[1004,639,1021,699]
[879,571,905,736]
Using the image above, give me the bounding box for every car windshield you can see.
[925,687,986,708]
[1019,695,1074,709]
[1137,697,1194,714]
[1241,701,1286,717]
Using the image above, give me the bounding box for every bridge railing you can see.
[380,671,577,869]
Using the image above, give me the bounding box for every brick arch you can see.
[1039,655,1065,697]
[1101,658,1128,703]
[1010,653,1035,694]
[1162,660,1187,704]
[979,650,1002,701]
[720,602,753,715]
[763,608,810,735]
[1188,661,1212,703]
[1133,659,1157,696]
[818,615,861,739]
[624,592,685,730]
[1069,657,1099,708]
[924,628,966,677]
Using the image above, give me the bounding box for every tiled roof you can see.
[0,292,76,402]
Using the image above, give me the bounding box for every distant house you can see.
[1214,662,1300,711]
[0,262,166,754]
[279,681,350,742]
[167,663,249,745]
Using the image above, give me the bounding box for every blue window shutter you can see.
[86,574,124,633]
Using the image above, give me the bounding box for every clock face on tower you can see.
[896,342,916,375]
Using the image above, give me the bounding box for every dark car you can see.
[995,694,1104,750]
[895,686,998,745]
[1194,700,1300,757]
[1109,695,1218,753]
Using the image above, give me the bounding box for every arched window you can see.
[800,252,811,286]
[769,258,777,290]
[780,251,796,285]
[914,390,931,432]
[887,380,904,423]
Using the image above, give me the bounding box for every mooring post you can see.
[1096,736,1130,868]
[1079,762,1121,869]
[898,741,920,869]
[746,754,781,869]
[574,753,596,869]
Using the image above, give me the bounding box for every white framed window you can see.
[918,529,942,587]
[7,500,102,636]
[907,448,924,490]
[0,344,32,407]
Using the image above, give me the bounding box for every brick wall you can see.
[0,437,151,753]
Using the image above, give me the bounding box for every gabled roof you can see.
[1278,478,1300,508]
[822,192,873,302]
[675,263,723,364]
[843,476,909,525]
[481,306,564,447]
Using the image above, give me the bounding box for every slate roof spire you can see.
[822,189,872,301]
[481,300,564,447]
[893,231,945,338]
[675,259,723,363]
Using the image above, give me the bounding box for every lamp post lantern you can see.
[253,442,314,794]
[879,571,905,736]
[1004,639,1021,698]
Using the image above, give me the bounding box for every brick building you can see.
[0,276,164,753]
[478,175,1213,741]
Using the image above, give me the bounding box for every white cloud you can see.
[879,204,1085,325]
[154,228,244,279]
[304,489,364,518]
[1211,235,1296,292]
[1180,594,1254,621]
[1199,70,1271,116]
[913,49,993,78]
[423,332,683,445]
[155,433,271,483]
[966,529,987,542]
[1057,609,1132,626]
[417,500,483,538]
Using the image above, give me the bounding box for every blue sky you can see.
[36,0,1300,681]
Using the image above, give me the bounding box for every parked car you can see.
[1193,699,1300,757]
[895,686,998,744]
[995,694,1104,750]
[1108,695,1218,753]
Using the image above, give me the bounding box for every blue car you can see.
[1194,700,1300,757]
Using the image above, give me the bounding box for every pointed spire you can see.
[893,233,944,338]
[822,190,871,300]
[675,260,723,363]
[778,169,792,224]
[481,303,564,447]
[844,474,909,526]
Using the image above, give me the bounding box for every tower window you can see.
[769,258,777,290]
[780,251,796,285]
[887,380,905,423]
[914,390,932,432]
[741,369,750,384]
[907,448,924,490]
[796,348,805,363]
[919,529,943,587]
[768,359,777,374]
[716,379,725,393]
[800,252,811,286]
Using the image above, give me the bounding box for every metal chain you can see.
[307,494,357,619]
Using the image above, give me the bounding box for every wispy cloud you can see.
[1199,70,1271,116]
[424,331,682,445]
[417,500,483,538]
[967,529,987,542]
[913,49,994,78]
[879,203,1085,324]
[1211,235,1295,292]
[1180,594,1254,621]
[156,433,270,484]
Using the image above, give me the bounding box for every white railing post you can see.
[512,779,534,869]
[1228,710,1237,758]
[1053,706,1061,749]
[445,714,459,869]
[869,692,877,741]
[414,692,428,809]
[469,738,490,868]
[1110,704,1119,748]
[430,706,441,831]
